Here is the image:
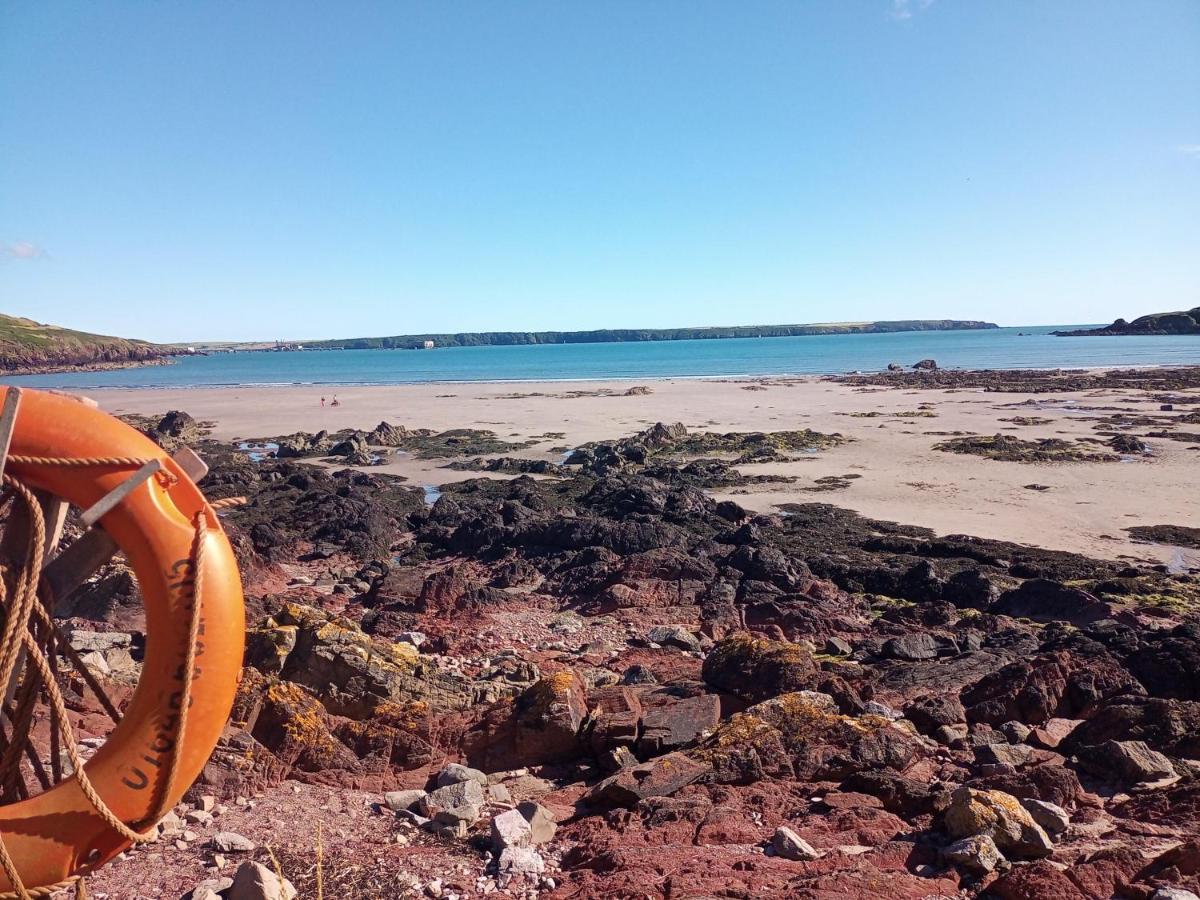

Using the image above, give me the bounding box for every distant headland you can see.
[303,320,999,351]
[1054,307,1200,337]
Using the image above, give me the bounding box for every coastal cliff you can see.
[308,319,999,350]
[0,313,169,374]
[1055,307,1200,336]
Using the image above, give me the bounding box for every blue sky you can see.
[1,1,1197,342]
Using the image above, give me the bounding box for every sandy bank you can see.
[90,376,1199,565]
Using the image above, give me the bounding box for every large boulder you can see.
[904,695,966,734]
[696,692,922,785]
[1060,697,1200,759]
[962,650,1142,725]
[1127,624,1200,700]
[420,779,485,826]
[249,679,360,773]
[701,633,818,702]
[1073,740,1177,784]
[465,672,589,771]
[147,410,203,449]
[367,421,409,446]
[269,604,473,717]
[637,687,722,755]
[943,786,1054,859]
[840,771,952,818]
[992,580,1113,625]
[275,430,332,458]
[881,633,940,661]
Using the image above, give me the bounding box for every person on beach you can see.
[320,396,326,407]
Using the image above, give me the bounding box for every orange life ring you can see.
[0,387,245,892]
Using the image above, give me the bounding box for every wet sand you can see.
[91,376,1200,565]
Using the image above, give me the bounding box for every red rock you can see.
[972,762,1085,808]
[586,686,643,755]
[1066,846,1145,898]
[962,650,1142,726]
[1137,840,1200,880]
[989,860,1091,900]
[586,753,710,808]
[820,791,884,811]
[638,691,721,755]
[464,671,589,771]
[1030,717,1082,749]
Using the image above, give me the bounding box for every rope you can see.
[0,878,84,899]
[0,465,209,898]
[5,457,153,470]
[210,497,247,510]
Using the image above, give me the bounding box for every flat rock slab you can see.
[587,752,709,808]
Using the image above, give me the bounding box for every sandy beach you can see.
[91,375,1199,565]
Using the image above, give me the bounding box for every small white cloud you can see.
[1179,145,1200,159]
[891,0,935,20]
[1,241,46,260]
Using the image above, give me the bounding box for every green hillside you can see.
[0,314,168,374]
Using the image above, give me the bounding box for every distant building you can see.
[422,340,435,349]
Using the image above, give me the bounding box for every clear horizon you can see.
[2,1,1198,343]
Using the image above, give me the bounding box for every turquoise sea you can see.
[6,326,1199,389]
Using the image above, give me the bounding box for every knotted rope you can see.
[0,457,210,899]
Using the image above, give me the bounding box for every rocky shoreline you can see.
[55,399,1200,898]
[1,355,171,376]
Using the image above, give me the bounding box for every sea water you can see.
[5,325,1198,389]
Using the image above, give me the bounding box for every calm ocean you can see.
[6,326,1199,389]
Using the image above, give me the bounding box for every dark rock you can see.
[1060,697,1200,758]
[646,625,701,652]
[620,665,658,686]
[840,772,951,818]
[881,633,939,661]
[974,743,1036,768]
[943,569,1002,609]
[993,579,1113,625]
[824,636,853,656]
[1108,433,1149,454]
[972,763,1084,808]
[1127,624,1200,700]
[1073,739,1177,784]
[904,695,966,732]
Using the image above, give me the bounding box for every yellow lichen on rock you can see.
[943,786,1053,859]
